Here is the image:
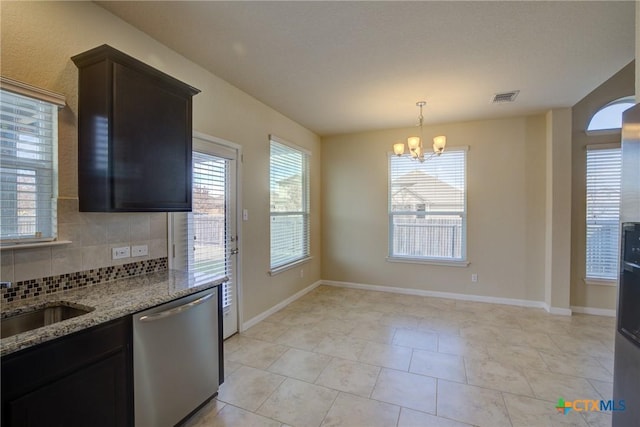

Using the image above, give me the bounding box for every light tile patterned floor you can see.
[184,285,615,427]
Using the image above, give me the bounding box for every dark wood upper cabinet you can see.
[72,45,200,212]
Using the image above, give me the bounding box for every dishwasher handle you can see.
[138,292,214,322]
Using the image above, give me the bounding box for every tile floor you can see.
[184,285,616,427]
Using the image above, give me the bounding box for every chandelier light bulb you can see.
[407,136,420,150]
[393,142,405,156]
[433,135,446,153]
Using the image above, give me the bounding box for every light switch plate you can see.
[112,246,130,260]
[131,245,149,257]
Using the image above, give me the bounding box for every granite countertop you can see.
[0,270,228,357]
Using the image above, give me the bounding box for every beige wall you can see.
[322,116,548,302]
[570,62,635,310]
[0,1,322,322]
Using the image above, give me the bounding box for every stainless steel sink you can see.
[1,303,94,339]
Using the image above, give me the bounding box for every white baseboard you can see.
[321,279,547,310]
[241,280,322,331]
[571,305,616,317]
[542,303,573,316]
[240,280,613,329]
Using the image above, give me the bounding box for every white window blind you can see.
[389,148,467,261]
[1,79,64,242]
[270,137,310,271]
[193,151,233,308]
[172,151,233,308]
[586,146,621,280]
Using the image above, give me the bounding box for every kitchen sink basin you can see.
[1,303,94,339]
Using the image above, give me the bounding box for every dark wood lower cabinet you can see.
[1,317,132,427]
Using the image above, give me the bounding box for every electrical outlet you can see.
[300,268,304,278]
[112,246,130,260]
[471,274,478,283]
[131,244,149,257]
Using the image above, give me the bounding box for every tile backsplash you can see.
[1,257,168,304]
[0,198,169,284]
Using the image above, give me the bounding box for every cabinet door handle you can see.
[138,292,214,322]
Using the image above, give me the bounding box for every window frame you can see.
[268,135,311,274]
[584,143,622,284]
[387,146,469,266]
[0,77,64,244]
[586,96,635,135]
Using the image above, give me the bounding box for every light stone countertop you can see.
[0,270,227,357]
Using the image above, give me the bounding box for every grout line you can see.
[369,365,384,399]
[462,355,471,385]
[434,378,439,416]
[251,372,287,417]
[319,390,341,427]
[500,391,515,427]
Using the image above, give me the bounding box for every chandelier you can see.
[393,101,446,162]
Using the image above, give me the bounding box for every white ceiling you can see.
[96,1,635,136]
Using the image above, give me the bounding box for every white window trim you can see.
[268,256,313,276]
[386,256,470,267]
[583,277,617,287]
[0,240,72,251]
[585,95,634,135]
[586,142,621,151]
[269,134,312,156]
[388,145,469,264]
[585,129,622,137]
[0,76,66,108]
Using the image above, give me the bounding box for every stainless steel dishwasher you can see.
[133,288,219,427]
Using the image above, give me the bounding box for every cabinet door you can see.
[112,63,192,211]
[1,318,132,427]
[8,352,128,427]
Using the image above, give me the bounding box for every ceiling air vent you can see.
[492,90,520,103]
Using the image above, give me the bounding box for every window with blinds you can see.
[389,148,467,261]
[269,137,310,272]
[586,146,622,280]
[1,82,63,242]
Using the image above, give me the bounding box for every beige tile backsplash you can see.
[106,220,130,244]
[130,216,151,241]
[0,198,168,284]
[51,246,83,276]
[14,248,52,283]
[0,252,14,283]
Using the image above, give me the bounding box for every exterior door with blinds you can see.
[171,137,238,338]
